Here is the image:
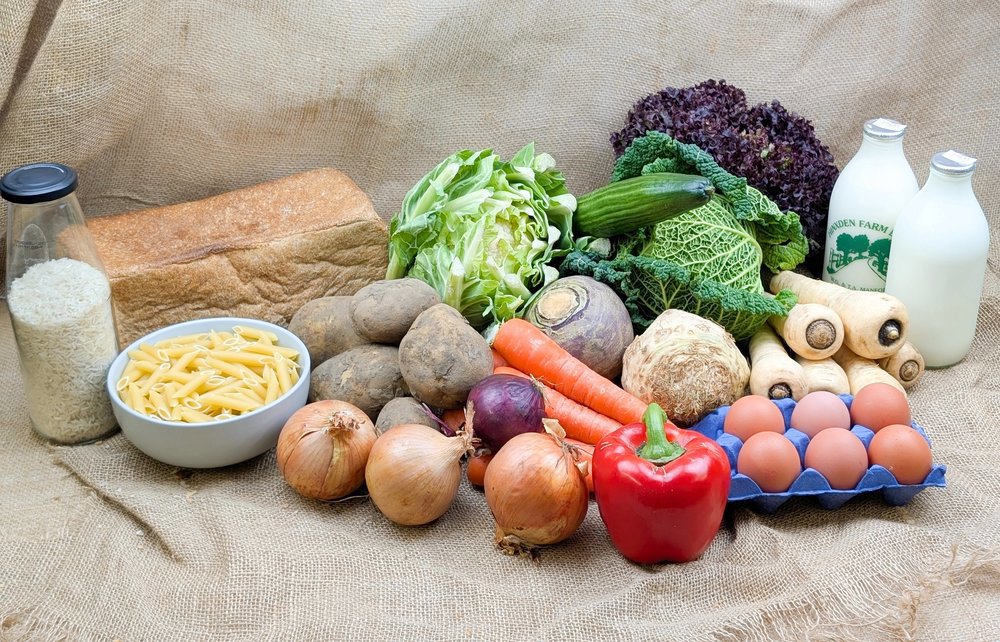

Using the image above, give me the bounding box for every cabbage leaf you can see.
[563,132,806,340]
[386,144,576,329]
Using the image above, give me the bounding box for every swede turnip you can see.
[522,276,633,380]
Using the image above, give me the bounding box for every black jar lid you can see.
[1,162,78,204]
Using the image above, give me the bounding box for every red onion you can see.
[466,374,545,452]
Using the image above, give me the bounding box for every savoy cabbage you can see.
[562,132,806,340]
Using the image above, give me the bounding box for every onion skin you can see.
[523,275,634,380]
[484,431,589,554]
[466,374,545,452]
[365,423,471,526]
[276,400,378,501]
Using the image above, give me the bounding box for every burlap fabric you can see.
[2,0,999,640]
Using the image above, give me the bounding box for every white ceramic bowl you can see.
[106,317,310,468]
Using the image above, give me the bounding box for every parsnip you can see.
[768,302,844,360]
[879,341,925,390]
[794,355,850,395]
[770,271,908,360]
[748,325,808,400]
[832,346,907,396]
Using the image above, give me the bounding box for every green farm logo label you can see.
[826,219,892,279]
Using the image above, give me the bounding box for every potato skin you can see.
[288,296,368,367]
[374,396,439,434]
[349,278,441,345]
[398,304,493,409]
[309,344,408,420]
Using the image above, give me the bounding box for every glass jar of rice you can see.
[2,163,120,444]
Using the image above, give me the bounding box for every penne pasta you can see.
[154,332,209,346]
[264,368,280,405]
[241,342,300,359]
[197,393,258,413]
[180,409,215,423]
[207,349,268,369]
[274,354,293,393]
[117,324,300,423]
[233,325,278,343]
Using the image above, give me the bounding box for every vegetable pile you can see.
[265,79,943,568]
[609,79,840,275]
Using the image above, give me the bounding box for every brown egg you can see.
[790,391,851,438]
[868,424,933,485]
[804,427,868,490]
[737,431,802,493]
[723,395,786,442]
[850,383,911,433]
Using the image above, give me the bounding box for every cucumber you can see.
[573,172,714,238]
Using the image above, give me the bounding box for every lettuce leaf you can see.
[386,144,575,329]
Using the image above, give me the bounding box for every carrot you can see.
[564,438,594,495]
[493,365,525,378]
[466,452,493,488]
[490,319,647,425]
[538,381,621,445]
[491,348,509,370]
[493,365,621,445]
[769,271,908,360]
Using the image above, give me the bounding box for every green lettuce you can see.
[386,144,576,329]
[562,132,807,340]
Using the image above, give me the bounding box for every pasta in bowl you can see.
[106,317,311,468]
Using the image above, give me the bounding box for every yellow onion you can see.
[276,400,378,501]
[365,423,473,526]
[484,421,589,556]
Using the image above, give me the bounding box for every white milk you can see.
[884,150,989,368]
[822,118,919,292]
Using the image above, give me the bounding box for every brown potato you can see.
[309,344,408,420]
[288,296,368,367]
[374,396,440,434]
[398,304,493,409]
[349,278,441,344]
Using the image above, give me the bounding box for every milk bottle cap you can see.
[863,118,907,141]
[931,150,977,176]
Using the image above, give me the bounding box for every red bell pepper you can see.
[592,403,731,564]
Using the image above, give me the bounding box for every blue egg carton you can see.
[689,395,947,513]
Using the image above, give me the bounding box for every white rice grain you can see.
[8,258,119,444]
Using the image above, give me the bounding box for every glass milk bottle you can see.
[884,151,989,368]
[2,163,120,444]
[822,118,919,291]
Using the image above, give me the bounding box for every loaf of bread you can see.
[85,168,388,347]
